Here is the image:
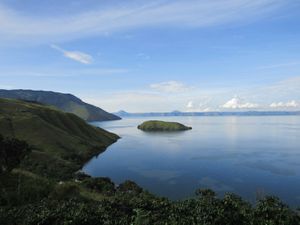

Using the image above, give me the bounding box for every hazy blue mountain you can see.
[115,110,300,117]
[0,89,120,122]
[115,110,130,117]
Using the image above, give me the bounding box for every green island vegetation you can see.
[138,120,192,131]
[0,98,300,225]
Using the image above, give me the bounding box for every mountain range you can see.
[0,89,120,122]
[115,110,300,117]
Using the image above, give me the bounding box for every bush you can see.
[117,180,143,194]
[254,196,300,225]
[82,177,115,195]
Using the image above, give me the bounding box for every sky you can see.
[0,0,300,112]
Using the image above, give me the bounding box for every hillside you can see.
[138,120,192,131]
[0,98,119,179]
[0,89,120,122]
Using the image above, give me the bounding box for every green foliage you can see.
[0,199,132,225]
[1,177,300,225]
[254,196,300,225]
[0,171,53,206]
[50,183,81,201]
[132,209,151,225]
[137,120,192,131]
[0,135,31,174]
[74,171,91,180]
[117,180,143,194]
[20,151,79,180]
[219,194,253,225]
[82,177,115,195]
[195,188,216,197]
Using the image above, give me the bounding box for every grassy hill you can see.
[0,89,121,122]
[0,98,119,179]
[138,120,192,131]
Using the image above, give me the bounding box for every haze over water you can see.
[83,116,300,206]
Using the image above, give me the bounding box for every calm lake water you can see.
[83,116,300,206]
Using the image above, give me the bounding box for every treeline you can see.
[0,136,300,225]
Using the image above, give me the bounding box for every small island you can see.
[137,120,192,131]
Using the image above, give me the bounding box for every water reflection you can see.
[83,116,300,206]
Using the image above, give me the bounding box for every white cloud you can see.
[186,101,194,109]
[51,44,93,64]
[0,0,286,42]
[222,97,258,109]
[150,81,190,93]
[185,99,215,112]
[286,100,299,107]
[270,100,299,108]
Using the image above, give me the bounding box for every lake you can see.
[83,116,300,206]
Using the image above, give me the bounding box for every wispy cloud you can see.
[0,0,286,42]
[84,91,165,112]
[262,77,300,97]
[0,68,128,77]
[136,53,150,60]
[150,81,191,93]
[50,44,93,64]
[257,61,300,70]
[221,97,258,109]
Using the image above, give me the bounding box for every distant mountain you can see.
[0,89,120,122]
[115,110,131,117]
[115,110,186,117]
[0,98,119,179]
[115,110,300,117]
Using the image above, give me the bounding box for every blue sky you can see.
[0,0,300,112]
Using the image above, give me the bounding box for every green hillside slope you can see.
[0,89,121,122]
[0,98,119,179]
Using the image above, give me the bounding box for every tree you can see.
[0,135,31,174]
